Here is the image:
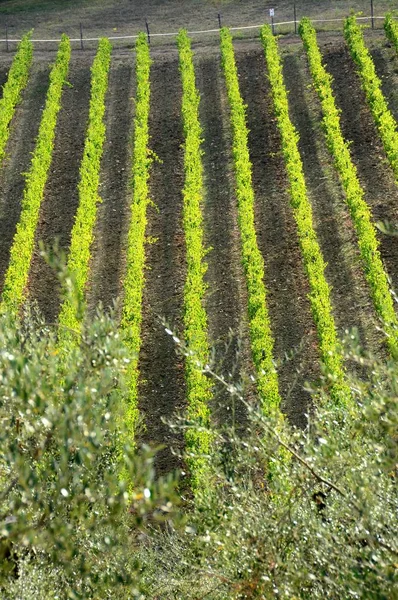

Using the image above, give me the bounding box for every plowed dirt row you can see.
[28,58,92,321]
[87,58,135,316]
[196,53,252,428]
[0,61,50,296]
[236,46,317,426]
[138,56,186,476]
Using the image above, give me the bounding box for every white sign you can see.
[269,8,275,17]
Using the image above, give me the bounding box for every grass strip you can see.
[1,35,70,313]
[219,28,281,416]
[300,17,398,358]
[177,30,212,490]
[58,38,111,345]
[260,25,349,405]
[120,33,151,451]
[384,13,398,55]
[0,33,33,166]
[344,15,398,182]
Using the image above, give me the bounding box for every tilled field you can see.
[0,27,397,476]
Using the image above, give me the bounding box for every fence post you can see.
[294,3,297,35]
[80,23,84,50]
[218,13,222,29]
[271,14,275,35]
[370,0,374,29]
[5,26,9,52]
[145,19,151,45]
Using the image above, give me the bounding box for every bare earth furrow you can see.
[0,62,49,295]
[87,58,134,315]
[196,53,251,427]
[28,58,92,322]
[138,56,186,477]
[236,47,317,427]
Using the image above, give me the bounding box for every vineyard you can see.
[0,14,398,486]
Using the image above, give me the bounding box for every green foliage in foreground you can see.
[0,304,180,599]
[300,17,398,358]
[120,32,151,450]
[344,15,398,182]
[0,33,32,166]
[0,35,70,314]
[260,25,349,405]
[139,340,398,598]
[1,303,397,599]
[220,27,281,416]
[58,38,111,345]
[177,30,212,490]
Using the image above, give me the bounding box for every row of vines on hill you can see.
[177,30,212,490]
[384,13,398,55]
[260,25,350,405]
[1,35,71,314]
[0,33,32,167]
[300,17,398,358]
[219,27,282,418]
[58,38,112,346]
[120,33,151,451]
[344,15,398,182]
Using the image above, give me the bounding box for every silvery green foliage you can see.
[139,334,398,599]
[0,304,180,599]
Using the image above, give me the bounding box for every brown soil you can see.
[323,44,398,303]
[0,64,12,89]
[87,57,135,315]
[0,60,49,295]
[283,49,382,355]
[370,45,398,123]
[196,53,254,427]
[27,57,92,321]
[137,55,186,477]
[236,46,318,427]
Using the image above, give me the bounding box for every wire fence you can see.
[0,13,395,48]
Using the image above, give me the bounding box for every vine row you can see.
[58,38,112,344]
[260,25,349,405]
[220,27,281,416]
[120,33,151,450]
[384,13,398,55]
[177,29,212,490]
[0,33,33,166]
[344,15,398,182]
[1,35,71,313]
[300,17,398,357]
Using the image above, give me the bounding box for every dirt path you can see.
[0,61,50,295]
[87,57,135,316]
[323,44,398,317]
[235,47,318,427]
[138,55,186,477]
[195,53,253,427]
[27,57,92,321]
